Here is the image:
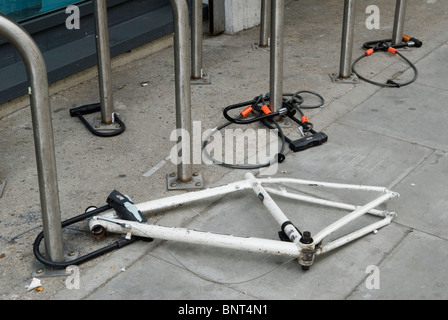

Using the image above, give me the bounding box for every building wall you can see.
[224,0,262,34]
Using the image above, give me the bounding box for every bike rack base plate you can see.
[166,172,204,190]
[191,74,212,85]
[91,116,125,135]
[329,72,359,84]
[32,250,79,277]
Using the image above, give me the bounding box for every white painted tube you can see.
[264,187,392,218]
[317,215,393,255]
[245,173,302,243]
[89,217,301,257]
[258,177,391,193]
[136,180,252,214]
[313,192,398,244]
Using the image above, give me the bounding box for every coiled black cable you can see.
[282,90,325,110]
[202,90,324,169]
[202,114,286,169]
[351,41,419,88]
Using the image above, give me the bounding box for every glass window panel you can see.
[0,0,85,22]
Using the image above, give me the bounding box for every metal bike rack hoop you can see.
[269,0,285,113]
[331,0,409,84]
[191,0,211,85]
[69,0,125,137]
[392,0,408,46]
[0,14,65,263]
[169,0,286,187]
[167,0,204,190]
[259,0,271,48]
[330,0,359,84]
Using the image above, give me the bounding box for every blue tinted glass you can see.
[0,0,84,22]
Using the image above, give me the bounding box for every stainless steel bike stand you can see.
[259,0,271,48]
[269,0,285,114]
[330,0,359,84]
[331,0,408,84]
[69,0,125,137]
[392,0,407,46]
[191,0,211,85]
[0,14,69,270]
[252,0,271,51]
[167,0,204,190]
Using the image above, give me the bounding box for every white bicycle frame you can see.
[89,173,399,270]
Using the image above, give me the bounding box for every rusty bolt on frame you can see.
[299,231,315,271]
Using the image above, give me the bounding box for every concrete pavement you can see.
[1,0,448,301]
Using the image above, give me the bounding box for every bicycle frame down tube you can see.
[90,217,301,257]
